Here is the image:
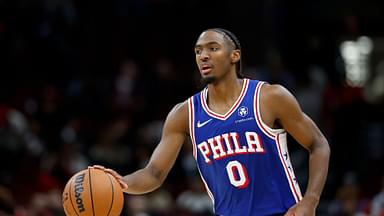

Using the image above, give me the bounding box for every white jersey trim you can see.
[188,97,197,159]
[188,97,216,209]
[201,79,249,120]
[254,81,285,139]
[275,133,303,202]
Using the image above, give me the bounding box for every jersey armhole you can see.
[254,81,285,139]
[188,96,197,159]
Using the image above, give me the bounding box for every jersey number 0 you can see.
[226,160,249,188]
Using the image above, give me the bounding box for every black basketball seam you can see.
[89,169,96,216]
[106,174,115,216]
[68,177,80,216]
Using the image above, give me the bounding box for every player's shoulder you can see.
[169,100,189,116]
[164,100,189,133]
[258,82,299,111]
[259,82,293,100]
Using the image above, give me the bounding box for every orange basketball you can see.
[62,168,124,216]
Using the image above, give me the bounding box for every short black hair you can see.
[208,28,243,78]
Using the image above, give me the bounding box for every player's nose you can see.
[199,50,210,61]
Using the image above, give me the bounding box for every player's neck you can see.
[207,77,244,108]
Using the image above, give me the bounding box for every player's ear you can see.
[231,50,241,64]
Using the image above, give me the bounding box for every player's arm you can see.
[121,101,189,194]
[261,84,330,211]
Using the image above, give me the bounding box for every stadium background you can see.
[0,0,383,215]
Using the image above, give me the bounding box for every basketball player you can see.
[91,28,330,216]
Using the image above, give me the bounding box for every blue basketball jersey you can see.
[188,79,302,216]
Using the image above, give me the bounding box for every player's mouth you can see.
[201,64,213,75]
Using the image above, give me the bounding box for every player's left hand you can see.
[284,196,318,216]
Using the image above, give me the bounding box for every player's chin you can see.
[201,75,216,85]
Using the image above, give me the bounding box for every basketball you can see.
[62,168,124,216]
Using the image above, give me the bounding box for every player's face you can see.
[194,31,234,84]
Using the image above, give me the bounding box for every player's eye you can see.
[211,47,219,51]
[195,49,202,55]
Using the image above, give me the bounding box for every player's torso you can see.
[188,79,302,216]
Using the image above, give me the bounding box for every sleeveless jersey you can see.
[188,79,302,216]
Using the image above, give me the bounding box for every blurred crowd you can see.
[0,0,384,215]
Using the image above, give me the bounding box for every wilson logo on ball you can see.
[74,173,86,212]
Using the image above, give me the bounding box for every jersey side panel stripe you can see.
[275,133,302,202]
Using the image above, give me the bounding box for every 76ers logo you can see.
[238,106,248,117]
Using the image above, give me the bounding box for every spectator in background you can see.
[371,176,384,216]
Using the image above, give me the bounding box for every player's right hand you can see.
[88,165,129,190]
